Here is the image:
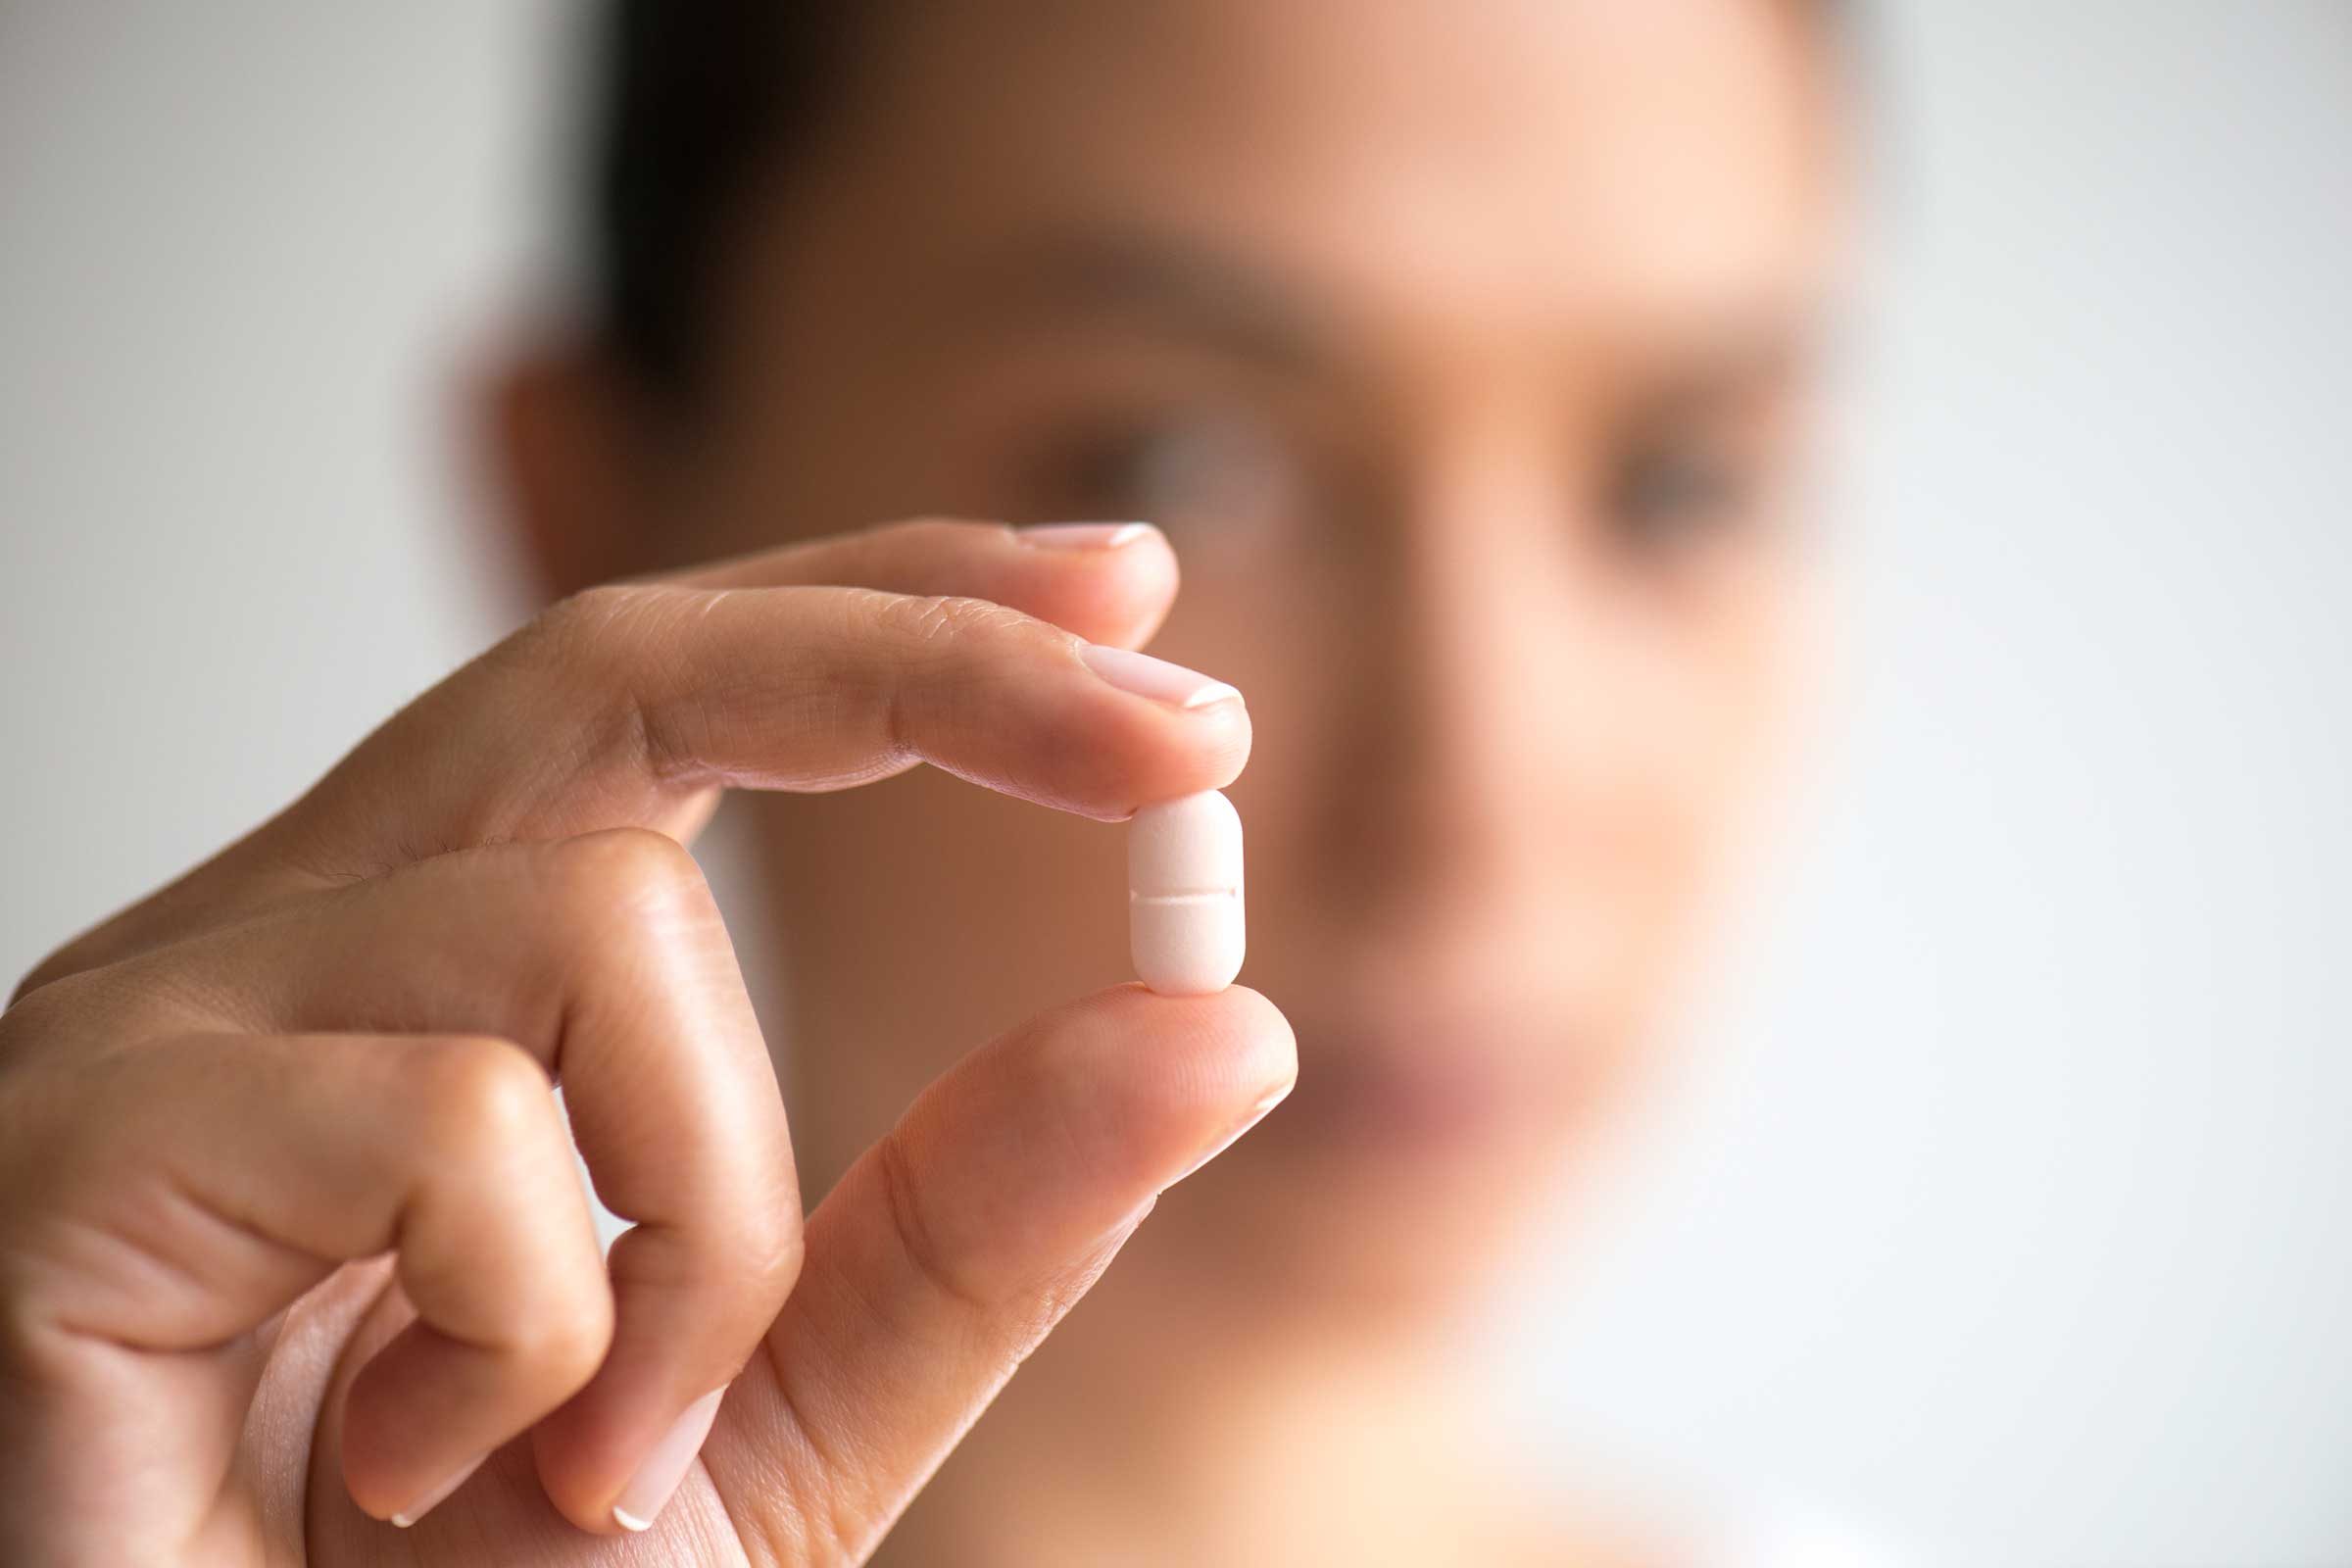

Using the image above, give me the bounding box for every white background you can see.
[3,5,2347,1564]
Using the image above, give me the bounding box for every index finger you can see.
[284,528,1245,870]
[21,518,1236,991]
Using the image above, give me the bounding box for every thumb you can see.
[703,985,1294,1559]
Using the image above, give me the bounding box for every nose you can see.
[1306,446,1585,946]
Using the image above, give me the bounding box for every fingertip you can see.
[674,514,1180,650]
[1011,519,1156,553]
[1136,981,1297,1105]
[1023,984,1296,1186]
[378,1449,490,1530]
[1047,653,1252,820]
[1089,980,1293,1054]
[525,1215,794,1534]
[1209,984,1298,1072]
[1004,519,1180,648]
[608,1384,727,1535]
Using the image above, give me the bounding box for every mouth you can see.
[1265,1006,1590,1160]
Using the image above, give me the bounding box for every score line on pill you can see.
[1128,789,1246,996]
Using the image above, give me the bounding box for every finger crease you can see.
[872,1135,993,1323]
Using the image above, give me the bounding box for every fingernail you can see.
[389,1450,489,1528]
[1017,521,1155,551]
[1169,1079,1294,1187]
[612,1387,726,1534]
[1080,644,1242,710]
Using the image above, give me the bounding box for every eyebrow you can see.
[933,228,1339,374]
[929,225,1831,409]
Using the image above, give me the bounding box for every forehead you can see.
[783,0,1837,336]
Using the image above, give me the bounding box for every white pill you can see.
[1128,789,1246,996]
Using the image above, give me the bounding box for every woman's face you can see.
[592,0,1836,1331]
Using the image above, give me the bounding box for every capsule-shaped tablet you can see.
[1128,789,1246,996]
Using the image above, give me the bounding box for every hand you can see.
[0,518,1295,1566]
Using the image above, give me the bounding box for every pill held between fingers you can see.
[1128,789,1246,996]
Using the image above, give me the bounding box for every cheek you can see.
[1622,580,1801,913]
[1521,564,1799,995]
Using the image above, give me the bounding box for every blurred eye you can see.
[1049,411,1308,546]
[1605,434,1757,555]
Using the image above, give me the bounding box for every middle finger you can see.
[117,827,797,1534]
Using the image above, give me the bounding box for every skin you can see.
[0,0,1835,1563]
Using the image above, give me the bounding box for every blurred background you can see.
[2,5,2347,1563]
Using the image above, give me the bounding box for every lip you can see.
[1267,1009,1578,1158]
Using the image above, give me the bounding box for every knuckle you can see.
[0,967,120,1075]
[7,928,153,1013]
[545,826,709,918]
[521,582,687,700]
[8,944,88,1009]
[862,596,1037,757]
[811,1476,881,1567]
[0,980,58,1067]
[872,590,1027,651]
[534,581,666,650]
[739,1206,808,1302]
[515,1281,614,1380]
[497,583,701,787]
[413,1035,557,1158]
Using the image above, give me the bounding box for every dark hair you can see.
[586,0,1840,405]
[588,1,869,401]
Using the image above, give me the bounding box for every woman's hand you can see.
[0,518,1294,1566]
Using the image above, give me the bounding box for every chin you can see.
[1112,1005,1638,1341]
